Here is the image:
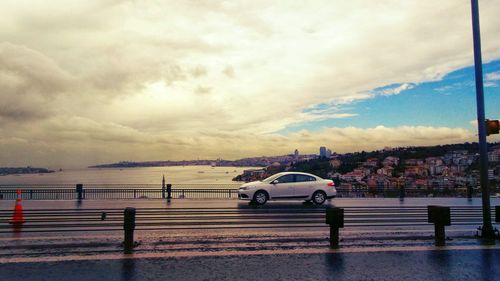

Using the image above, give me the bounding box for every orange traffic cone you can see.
[9,190,25,226]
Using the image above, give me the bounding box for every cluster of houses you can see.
[336,148,500,194]
[233,146,500,197]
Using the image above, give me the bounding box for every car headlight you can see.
[240,186,251,190]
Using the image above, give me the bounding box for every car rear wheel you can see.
[312,191,326,205]
[253,190,268,205]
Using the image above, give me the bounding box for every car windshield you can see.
[262,173,285,183]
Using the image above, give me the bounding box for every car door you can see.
[270,174,295,199]
[293,174,317,198]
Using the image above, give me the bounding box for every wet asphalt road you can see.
[1,248,499,281]
[1,197,498,239]
[2,197,499,210]
[1,198,499,255]
[1,198,499,280]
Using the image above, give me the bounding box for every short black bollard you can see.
[326,207,344,249]
[167,184,172,199]
[76,184,83,200]
[467,186,473,200]
[496,206,499,223]
[399,185,405,200]
[123,207,136,254]
[427,205,451,246]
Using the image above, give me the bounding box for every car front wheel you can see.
[253,190,268,205]
[312,191,326,205]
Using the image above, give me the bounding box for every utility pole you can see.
[470,0,494,238]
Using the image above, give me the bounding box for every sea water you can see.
[0,166,256,185]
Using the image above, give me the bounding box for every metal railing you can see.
[0,184,494,200]
[0,184,241,200]
[335,187,481,198]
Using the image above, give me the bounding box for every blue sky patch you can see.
[279,60,500,134]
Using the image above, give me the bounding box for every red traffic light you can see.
[486,119,500,136]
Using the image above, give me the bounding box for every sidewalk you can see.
[1,247,499,281]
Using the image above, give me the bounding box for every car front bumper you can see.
[238,190,252,200]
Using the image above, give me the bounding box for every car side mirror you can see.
[271,180,279,184]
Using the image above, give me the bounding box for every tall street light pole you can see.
[470,0,494,239]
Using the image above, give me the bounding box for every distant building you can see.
[240,168,266,182]
[340,170,365,182]
[488,169,494,180]
[294,149,299,161]
[488,149,500,162]
[320,147,327,157]
[377,166,394,176]
[363,158,379,168]
[404,166,429,177]
[330,159,342,168]
[382,156,400,167]
[405,159,424,166]
[319,146,332,158]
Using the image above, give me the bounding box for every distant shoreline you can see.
[89,163,260,168]
[0,167,55,176]
[88,155,316,169]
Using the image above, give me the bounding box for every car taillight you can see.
[327,182,334,187]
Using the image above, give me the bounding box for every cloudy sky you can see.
[1,0,500,168]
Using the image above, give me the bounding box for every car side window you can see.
[295,175,316,182]
[276,174,294,183]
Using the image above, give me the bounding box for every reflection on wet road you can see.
[0,248,499,281]
[0,198,499,263]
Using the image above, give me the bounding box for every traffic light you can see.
[486,119,500,136]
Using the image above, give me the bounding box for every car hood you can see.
[240,181,262,188]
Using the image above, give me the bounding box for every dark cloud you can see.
[0,43,72,122]
[0,98,52,121]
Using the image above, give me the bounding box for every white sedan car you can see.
[238,172,336,205]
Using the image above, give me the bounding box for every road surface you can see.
[1,198,499,262]
[1,247,499,281]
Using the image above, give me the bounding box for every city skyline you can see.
[1,1,500,168]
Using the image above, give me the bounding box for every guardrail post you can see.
[167,184,172,199]
[76,184,83,200]
[427,205,451,246]
[229,189,231,198]
[124,207,136,254]
[399,185,405,201]
[162,175,166,199]
[326,207,344,249]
